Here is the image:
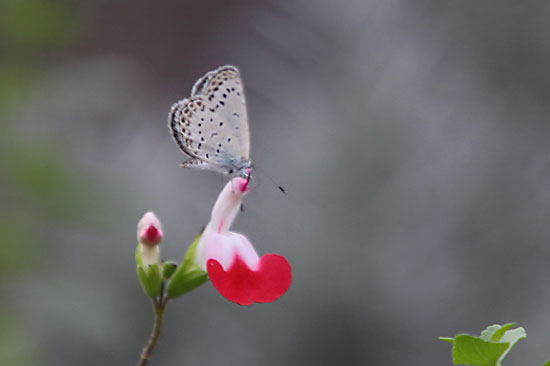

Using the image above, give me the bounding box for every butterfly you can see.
[168,65,252,178]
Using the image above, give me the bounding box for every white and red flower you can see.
[195,178,292,305]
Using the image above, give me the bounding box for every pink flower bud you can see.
[137,212,163,246]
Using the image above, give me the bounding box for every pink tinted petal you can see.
[210,177,249,234]
[202,231,259,271]
[137,212,163,246]
[207,254,292,306]
[140,225,163,246]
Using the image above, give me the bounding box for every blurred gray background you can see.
[1,0,549,365]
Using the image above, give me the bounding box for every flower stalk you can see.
[137,294,168,366]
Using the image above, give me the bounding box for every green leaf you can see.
[480,323,516,342]
[135,245,162,298]
[441,324,526,366]
[166,234,209,298]
[0,0,77,45]
[452,334,510,366]
[496,327,526,362]
[542,360,550,366]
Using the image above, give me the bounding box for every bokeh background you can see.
[1,0,550,365]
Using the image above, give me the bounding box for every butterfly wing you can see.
[168,65,251,175]
[194,65,250,161]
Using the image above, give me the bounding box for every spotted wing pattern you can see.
[168,65,251,175]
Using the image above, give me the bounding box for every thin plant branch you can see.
[137,297,167,366]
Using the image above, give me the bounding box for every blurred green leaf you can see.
[0,64,35,111]
[0,213,36,273]
[167,234,208,298]
[0,140,93,220]
[0,314,35,366]
[0,0,77,46]
[441,324,526,366]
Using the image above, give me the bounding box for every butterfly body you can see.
[168,65,252,178]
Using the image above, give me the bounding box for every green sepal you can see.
[166,234,209,298]
[162,261,178,280]
[441,323,526,366]
[135,245,162,298]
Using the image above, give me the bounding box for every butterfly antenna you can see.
[253,165,287,195]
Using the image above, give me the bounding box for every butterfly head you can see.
[233,160,253,180]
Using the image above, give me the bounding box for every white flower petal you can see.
[140,244,160,267]
[195,177,257,270]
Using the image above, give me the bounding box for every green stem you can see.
[137,298,167,366]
